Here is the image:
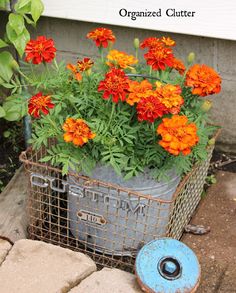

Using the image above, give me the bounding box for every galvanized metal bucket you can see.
[68,165,180,255]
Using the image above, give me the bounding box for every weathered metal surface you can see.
[135,239,200,293]
[19,135,216,272]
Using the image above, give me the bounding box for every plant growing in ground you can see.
[0,0,44,121]
[16,28,221,179]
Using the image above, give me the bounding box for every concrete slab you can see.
[0,239,12,265]
[182,171,236,293]
[0,167,28,242]
[0,239,96,293]
[69,267,142,293]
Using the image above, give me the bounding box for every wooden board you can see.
[0,166,28,242]
[42,0,236,41]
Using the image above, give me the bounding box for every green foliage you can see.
[0,0,44,121]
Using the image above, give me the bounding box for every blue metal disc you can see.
[135,238,200,293]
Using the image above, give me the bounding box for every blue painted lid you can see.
[135,238,200,293]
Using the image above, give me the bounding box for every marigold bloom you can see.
[140,37,162,49]
[66,63,82,81]
[144,47,174,70]
[185,64,221,96]
[106,49,138,69]
[25,36,56,64]
[28,92,54,118]
[77,58,94,72]
[157,115,199,156]
[126,79,153,106]
[171,58,186,75]
[98,68,129,103]
[156,84,184,114]
[87,27,116,48]
[63,118,96,147]
[136,96,168,123]
[161,37,176,47]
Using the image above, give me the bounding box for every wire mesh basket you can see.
[20,139,216,272]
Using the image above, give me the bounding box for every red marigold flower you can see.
[62,118,96,147]
[25,36,56,64]
[144,47,174,70]
[157,115,199,156]
[28,92,54,118]
[140,37,162,50]
[98,68,130,103]
[136,96,168,123]
[77,58,94,72]
[87,27,116,48]
[185,64,221,96]
[171,58,186,75]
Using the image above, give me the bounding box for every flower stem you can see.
[99,46,104,62]
[53,58,59,71]
[106,102,116,131]
[149,66,152,76]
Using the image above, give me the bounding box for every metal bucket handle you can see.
[127,73,167,83]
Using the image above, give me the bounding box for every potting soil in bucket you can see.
[68,166,180,256]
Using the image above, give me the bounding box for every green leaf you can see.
[0,39,8,49]
[14,0,31,14]
[4,111,21,121]
[7,23,30,57]
[3,130,11,138]
[0,0,9,9]
[8,13,25,35]
[0,51,14,82]
[31,0,44,23]
[0,106,6,118]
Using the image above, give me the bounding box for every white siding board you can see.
[42,0,236,41]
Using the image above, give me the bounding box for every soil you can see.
[182,171,236,292]
[0,121,25,192]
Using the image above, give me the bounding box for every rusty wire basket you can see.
[20,138,216,272]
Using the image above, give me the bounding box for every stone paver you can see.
[0,239,12,265]
[69,267,142,293]
[0,239,96,293]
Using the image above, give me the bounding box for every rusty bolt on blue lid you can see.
[135,239,200,293]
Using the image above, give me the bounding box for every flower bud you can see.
[133,38,140,49]
[201,100,212,112]
[208,138,215,146]
[187,52,195,64]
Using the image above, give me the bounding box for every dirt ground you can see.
[182,171,236,292]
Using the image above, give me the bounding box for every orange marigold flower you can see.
[62,118,96,147]
[157,115,199,156]
[67,63,82,81]
[87,27,116,48]
[106,49,138,69]
[25,36,56,64]
[144,47,174,70]
[28,92,54,118]
[77,58,94,72]
[161,37,176,47]
[185,64,221,97]
[156,84,184,114]
[98,68,129,103]
[136,96,168,123]
[140,37,163,49]
[126,80,153,105]
[171,58,186,75]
